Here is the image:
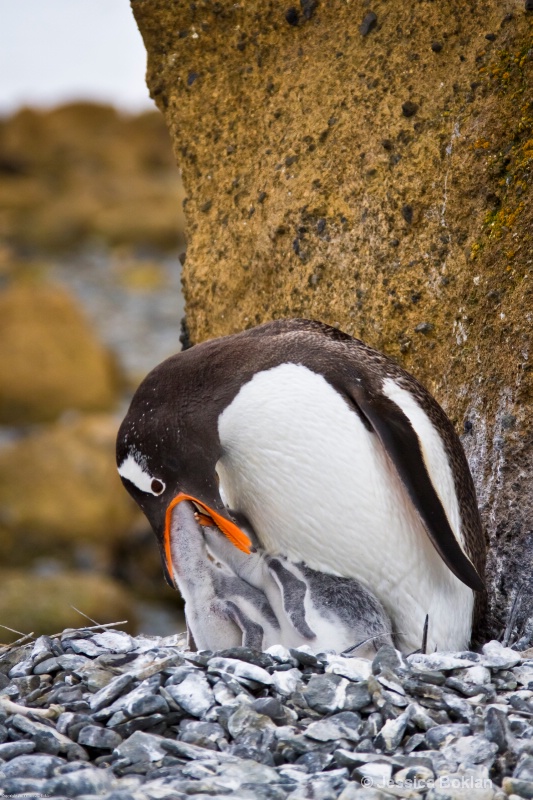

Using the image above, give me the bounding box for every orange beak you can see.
[163,492,252,585]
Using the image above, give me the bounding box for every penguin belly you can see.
[217,362,474,653]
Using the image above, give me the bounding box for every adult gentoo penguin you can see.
[116,319,486,653]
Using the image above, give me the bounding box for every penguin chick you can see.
[169,499,393,654]
[167,498,280,651]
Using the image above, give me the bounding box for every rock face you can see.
[0,284,119,424]
[132,0,532,642]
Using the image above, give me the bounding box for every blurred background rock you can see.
[0,3,188,642]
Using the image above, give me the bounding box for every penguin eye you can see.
[150,478,165,495]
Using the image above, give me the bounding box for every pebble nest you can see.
[1,630,533,799]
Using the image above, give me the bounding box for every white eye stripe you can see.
[117,454,166,496]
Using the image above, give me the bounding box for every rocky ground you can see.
[1,629,533,799]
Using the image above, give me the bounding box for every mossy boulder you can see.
[0,570,136,642]
[0,103,185,253]
[0,415,139,565]
[0,283,119,424]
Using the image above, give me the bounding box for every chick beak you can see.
[162,491,252,586]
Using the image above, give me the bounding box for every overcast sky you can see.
[0,0,154,114]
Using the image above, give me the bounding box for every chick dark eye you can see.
[151,478,165,495]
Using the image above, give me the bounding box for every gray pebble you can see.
[164,671,214,717]
[114,711,169,738]
[1,753,66,777]
[208,657,273,686]
[67,638,105,657]
[129,693,170,718]
[2,777,48,795]
[303,674,350,714]
[481,640,521,670]
[77,725,123,749]
[374,705,412,753]
[372,645,404,675]
[33,654,87,675]
[441,734,498,770]
[181,760,218,779]
[513,664,533,686]
[84,668,118,693]
[289,647,318,667]
[429,768,497,799]
[114,730,167,764]
[0,739,36,758]
[502,776,533,798]
[457,665,492,686]
[30,635,55,664]
[403,732,427,753]
[425,723,472,749]
[408,652,477,672]
[304,672,371,714]
[442,691,475,723]
[252,697,287,724]
[265,645,296,665]
[345,682,373,711]
[514,753,533,780]
[92,631,134,653]
[218,670,255,698]
[227,702,276,740]
[179,720,227,751]
[112,675,163,715]
[44,765,116,797]
[89,673,134,712]
[354,760,393,785]
[11,714,70,757]
[306,711,361,743]
[218,758,281,784]
[296,750,333,772]
[215,647,274,670]
[161,736,235,763]
[325,655,372,682]
[8,658,34,678]
[484,706,509,754]
[409,703,440,731]
[271,667,303,697]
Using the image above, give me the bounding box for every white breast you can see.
[216,363,473,653]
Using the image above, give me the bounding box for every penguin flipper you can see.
[347,384,484,592]
[221,599,265,650]
[267,557,316,640]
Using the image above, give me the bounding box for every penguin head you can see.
[116,354,251,588]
